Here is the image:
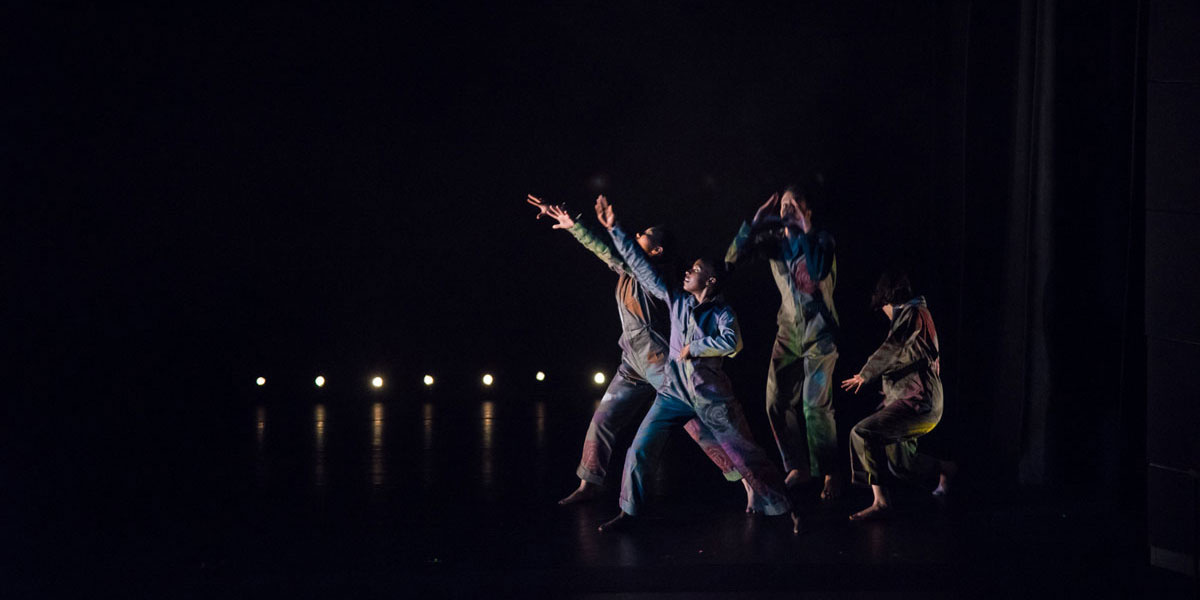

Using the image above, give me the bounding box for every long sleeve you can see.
[608,222,671,301]
[724,220,782,270]
[796,230,835,281]
[857,307,923,383]
[567,221,630,275]
[688,306,744,358]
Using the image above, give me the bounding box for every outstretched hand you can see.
[544,204,574,229]
[527,194,574,229]
[752,193,780,226]
[595,194,615,229]
[840,374,865,394]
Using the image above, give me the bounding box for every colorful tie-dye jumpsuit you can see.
[726,221,840,479]
[566,222,740,487]
[849,296,943,486]
[607,223,792,517]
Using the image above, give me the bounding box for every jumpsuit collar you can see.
[686,292,725,310]
[889,296,926,318]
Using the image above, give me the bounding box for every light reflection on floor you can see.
[314,403,327,487]
[370,402,385,487]
[481,400,495,489]
[20,391,1149,599]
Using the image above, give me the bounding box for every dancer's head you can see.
[780,186,812,224]
[636,226,673,260]
[683,257,725,296]
[781,174,826,225]
[871,271,913,320]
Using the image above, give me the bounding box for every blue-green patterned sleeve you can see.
[567,222,631,275]
[724,220,783,270]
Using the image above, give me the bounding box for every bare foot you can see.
[820,474,842,501]
[784,469,811,488]
[742,479,761,513]
[597,511,637,533]
[558,481,603,505]
[790,509,804,535]
[932,460,958,497]
[848,503,891,521]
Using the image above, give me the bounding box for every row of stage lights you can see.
[253,370,608,389]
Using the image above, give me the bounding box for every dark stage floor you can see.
[12,389,1192,598]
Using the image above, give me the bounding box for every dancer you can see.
[725,184,842,500]
[592,195,799,534]
[525,195,744,506]
[840,272,957,521]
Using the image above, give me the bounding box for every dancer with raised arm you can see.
[591,195,799,534]
[725,184,842,500]
[840,272,957,521]
[525,195,744,506]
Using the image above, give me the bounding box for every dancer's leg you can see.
[683,418,741,481]
[562,364,653,505]
[694,397,791,517]
[764,339,808,485]
[615,394,695,518]
[848,403,940,519]
[802,350,840,498]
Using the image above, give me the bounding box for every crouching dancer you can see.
[525,195,743,506]
[840,272,957,521]
[593,195,800,534]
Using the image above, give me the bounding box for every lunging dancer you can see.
[525,195,745,506]
[592,195,800,534]
[840,272,957,520]
[725,183,842,500]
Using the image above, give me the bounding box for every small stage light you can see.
[372,376,384,388]
[256,377,266,386]
[535,371,546,382]
[593,372,606,385]
[423,375,435,386]
[482,374,494,386]
[315,375,326,387]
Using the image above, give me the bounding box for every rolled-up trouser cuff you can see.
[577,466,605,486]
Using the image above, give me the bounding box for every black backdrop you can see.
[10,0,1153,509]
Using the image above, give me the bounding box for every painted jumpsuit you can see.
[849,296,943,486]
[608,223,792,517]
[725,221,840,478]
[566,222,740,487]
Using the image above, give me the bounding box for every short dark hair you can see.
[784,172,827,216]
[645,225,675,257]
[871,271,913,309]
[697,257,727,294]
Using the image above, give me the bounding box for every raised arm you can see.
[686,305,744,358]
[596,195,672,302]
[566,220,630,275]
[527,194,629,274]
[724,194,785,270]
